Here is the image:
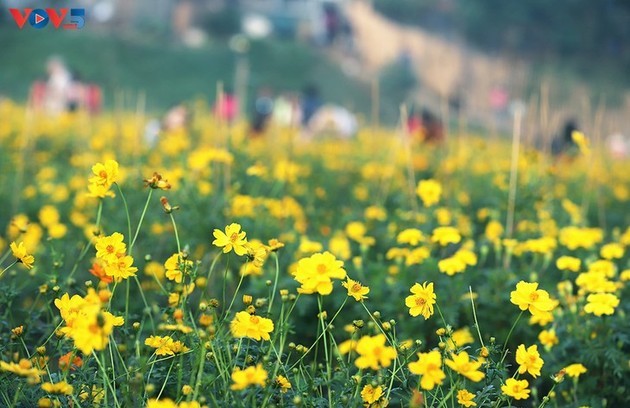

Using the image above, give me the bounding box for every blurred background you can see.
[1,0,629,138]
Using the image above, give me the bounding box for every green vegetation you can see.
[0,27,373,115]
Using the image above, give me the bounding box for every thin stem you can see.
[130,188,154,253]
[114,183,133,249]
[500,310,525,365]
[469,286,485,349]
[267,253,280,314]
[169,212,181,254]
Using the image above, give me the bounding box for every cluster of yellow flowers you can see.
[54,289,124,354]
[94,232,138,280]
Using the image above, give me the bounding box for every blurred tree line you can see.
[374,0,630,68]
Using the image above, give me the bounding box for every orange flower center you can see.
[316,264,327,274]
[529,292,540,302]
[106,244,115,254]
[99,170,107,179]
[351,283,362,292]
[230,232,239,242]
[250,316,260,324]
[415,297,426,306]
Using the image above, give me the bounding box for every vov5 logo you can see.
[9,8,85,29]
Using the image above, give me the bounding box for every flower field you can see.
[0,100,628,407]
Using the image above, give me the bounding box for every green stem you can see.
[267,253,280,314]
[130,188,154,254]
[500,310,525,365]
[114,183,133,250]
[469,286,485,348]
[169,212,181,254]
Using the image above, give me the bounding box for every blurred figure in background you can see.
[408,107,444,144]
[44,56,72,116]
[250,87,274,137]
[551,119,579,157]
[214,86,239,124]
[273,92,301,128]
[301,84,323,128]
[304,104,357,140]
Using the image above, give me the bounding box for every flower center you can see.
[250,316,260,324]
[415,297,426,306]
[529,292,540,301]
[351,283,362,292]
[316,264,327,274]
[230,232,239,242]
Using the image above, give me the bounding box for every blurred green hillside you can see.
[0,26,374,116]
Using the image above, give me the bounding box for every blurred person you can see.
[249,87,274,137]
[551,119,579,157]
[214,86,239,124]
[302,104,357,141]
[273,92,301,128]
[44,56,72,116]
[323,2,341,46]
[420,109,445,144]
[606,132,629,160]
[301,84,323,128]
[67,70,86,112]
[163,103,189,132]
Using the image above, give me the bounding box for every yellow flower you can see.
[405,247,431,266]
[485,220,503,244]
[342,278,370,301]
[275,375,292,393]
[397,229,425,246]
[515,344,544,378]
[10,241,35,269]
[431,226,461,246]
[456,389,477,407]
[145,335,190,356]
[571,130,590,155]
[510,281,555,316]
[230,364,267,390]
[417,179,442,207]
[329,234,352,260]
[94,232,126,264]
[41,381,74,395]
[556,256,581,272]
[408,350,445,390]
[445,351,485,382]
[164,252,193,283]
[538,329,559,348]
[103,254,138,280]
[354,334,397,370]
[361,384,384,405]
[446,327,474,351]
[87,159,119,198]
[501,378,530,400]
[438,256,467,276]
[294,251,346,295]
[405,282,436,319]
[575,272,616,293]
[0,359,45,383]
[70,310,124,355]
[584,293,620,316]
[559,227,603,250]
[230,311,274,341]
[89,159,119,187]
[212,223,248,256]
[564,363,587,378]
[147,398,178,408]
[600,243,624,260]
[345,221,367,242]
